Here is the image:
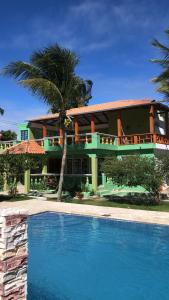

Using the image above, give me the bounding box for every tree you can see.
[151,29,169,100]
[102,156,163,203]
[1,44,92,201]
[0,153,39,196]
[0,130,17,141]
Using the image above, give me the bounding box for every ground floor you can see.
[2,145,169,195]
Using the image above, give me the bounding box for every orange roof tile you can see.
[5,140,45,155]
[29,99,154,122]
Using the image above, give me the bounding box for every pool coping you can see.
[1,199,169,226]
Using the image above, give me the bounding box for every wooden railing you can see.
[155,134,169,145]
[118,133,169,145]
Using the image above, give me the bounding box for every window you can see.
[21,130,28,140]
[73,159,81,174]
[66,158,90,174]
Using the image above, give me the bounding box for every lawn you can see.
[1,193,169,212]
[0,194,31,202]
[64,198,169,212]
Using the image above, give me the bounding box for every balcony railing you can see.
[1,133,169,153]
[0,140,17,151]
[36,132,117,149]
[118,133,169,145]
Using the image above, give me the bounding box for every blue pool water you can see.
[28,213,169,300]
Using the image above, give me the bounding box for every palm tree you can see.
[151,29,169,100]
[2,45,92,201]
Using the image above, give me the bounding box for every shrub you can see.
[102,156,163,203]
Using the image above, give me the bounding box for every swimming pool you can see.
[28,212,169,300]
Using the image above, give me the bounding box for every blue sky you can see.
[0,0,169,131]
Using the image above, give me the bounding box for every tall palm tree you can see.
[151,29,169,100]
[2,45,92,201]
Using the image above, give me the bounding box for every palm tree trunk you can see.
[57,130,67,201]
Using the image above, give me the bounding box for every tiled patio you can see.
[1,200,169,226]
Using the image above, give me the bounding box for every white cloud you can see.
[0,0,168,54]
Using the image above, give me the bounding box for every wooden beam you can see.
[42,126,47,138]
[80,114,90,125]
[117,111,122,137]
[91,114,95,133]
[149,105,155,134]
[103,111,109,121]
[93,114,105,124]
[74,116,79,143]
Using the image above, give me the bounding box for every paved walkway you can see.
[0,200,169,226]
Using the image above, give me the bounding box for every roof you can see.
[5,140,45,155]
[29,99,157,122]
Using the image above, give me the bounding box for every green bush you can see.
[102,156,163,203]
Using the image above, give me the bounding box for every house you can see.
[1,99,169,195]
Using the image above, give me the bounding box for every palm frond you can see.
[1,61,42,80]
[157,80,169,96]
[151,29,169,99]
[152,39,169,55]
[19,78,63,107]
[2,44,92,112]
[152,69,169,83]
[31,44,79,86]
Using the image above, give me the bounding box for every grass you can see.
[64,198,169,212]
[1,192,169,212]
[0,194,31,202]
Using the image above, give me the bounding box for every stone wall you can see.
[0,209,28,300]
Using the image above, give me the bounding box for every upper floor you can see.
[1,99,169,154]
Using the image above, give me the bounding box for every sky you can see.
[0,0,169,131]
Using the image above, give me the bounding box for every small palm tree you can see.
[151,29,169,100]
[2,45,92,201]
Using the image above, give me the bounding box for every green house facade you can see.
[1,99,169,195]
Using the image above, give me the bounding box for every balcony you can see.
[36,132,118,152]
[1,132,169,155]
